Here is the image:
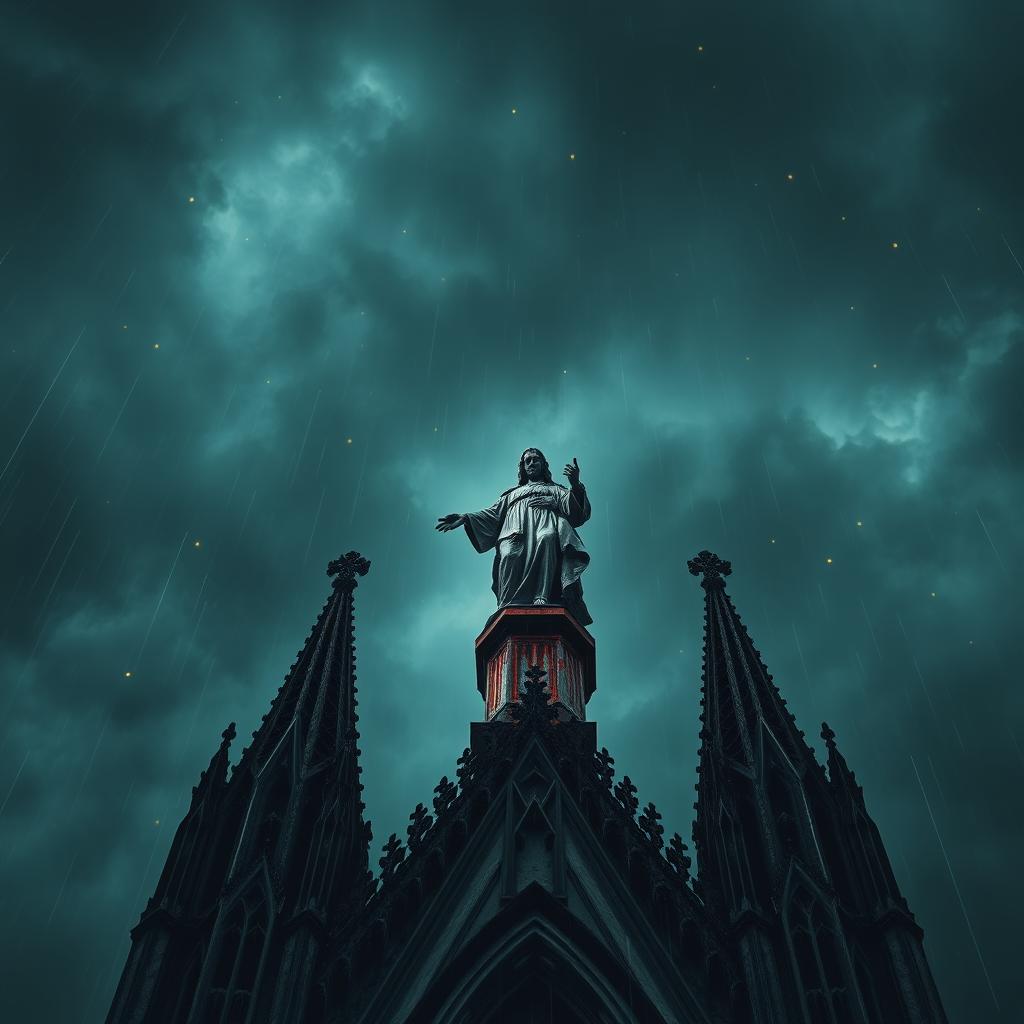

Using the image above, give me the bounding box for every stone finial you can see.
[327,550,371,590]
[456,747,476,789]
[667,833,692,881]
[406,803,433,852]
[433,776,458,817]
[509,664,556,728]
[687,550,732,584]
[379,833,405,879]
[594,747,615,790]
[614,775,639,817]
[638,801,665,850]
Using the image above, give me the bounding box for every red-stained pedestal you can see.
[475,606,596,721]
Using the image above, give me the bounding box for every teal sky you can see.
[1,2,1022,1019]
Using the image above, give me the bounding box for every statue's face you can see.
[523,450,545,480]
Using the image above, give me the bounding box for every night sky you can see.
[1,1,1022,1020]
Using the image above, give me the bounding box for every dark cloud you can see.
[0,1,1021,1020]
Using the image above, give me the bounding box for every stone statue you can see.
[436,448,593,626]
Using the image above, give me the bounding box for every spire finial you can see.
[508,664,556,728]
[221,722,236,746]
[327,550,371,590]
[821,721,836,746]
[687,549,732,587]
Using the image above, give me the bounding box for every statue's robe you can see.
[463,481,592,627]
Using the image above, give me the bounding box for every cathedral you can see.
[106,548,949,1023]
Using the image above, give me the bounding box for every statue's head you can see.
[518,448,553,485]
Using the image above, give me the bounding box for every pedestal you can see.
[474,607,596,721]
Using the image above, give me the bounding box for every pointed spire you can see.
[688,550,808,768]
[239,551,370,772]
[191,722,235,803]
[821,721,864,805]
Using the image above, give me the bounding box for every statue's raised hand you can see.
[563,457,581,487]
[436,513,467,533]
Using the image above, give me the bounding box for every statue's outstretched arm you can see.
[436,513,467,533]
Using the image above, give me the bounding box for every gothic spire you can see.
[821,720,864,806]
[190,721,235,804]
[238,550,370,772]
[688,549,811,770]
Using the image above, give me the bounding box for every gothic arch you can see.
[781,864,863,1024]
[404,883,669,1024]
[758,721,826,874]
[231,723,299,880]
[193,864,276,1024]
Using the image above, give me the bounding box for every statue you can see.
[436,448,593,626]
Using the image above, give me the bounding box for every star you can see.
[825,557,833,565]
[786,172,794,181]
[153,343,160,349]
[512,107,518,114]
[569,152,576,160]
[193,540,201,548]
[856,520,863,527]
[891,241,899,249]
[872,362,878,369]
[769,537,776,544]
[346,437,353,444]
[188,196,195,204]
[124,671,132,678]
[697,44,704,52]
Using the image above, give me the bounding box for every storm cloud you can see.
[0,1,1021,1019]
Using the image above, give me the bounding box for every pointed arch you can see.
[782,865,859,1024]
[403,883,669,1024]
[298,789,345,912]
[199,866,275,1024]
[758,721,826,874]
[230,723,298,882]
